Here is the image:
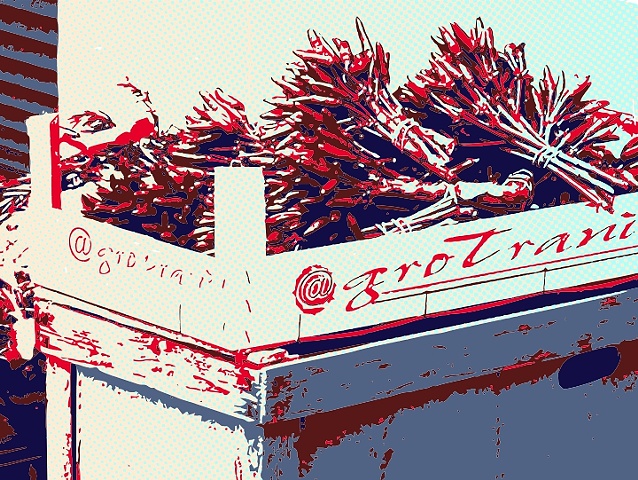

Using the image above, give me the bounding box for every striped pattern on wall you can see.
[0,0,58,173]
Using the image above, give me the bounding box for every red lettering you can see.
[423,253,454,277]
[444,228,510,268]
[620,212,636,239]
[509,240,535,260]
[395,261,422,282]
[534,233,571,255]
[344,267,387,312]
[99,261,111,275]
[97,247,111,274]
[577,224,616,248]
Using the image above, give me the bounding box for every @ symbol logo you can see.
[68,227,92,262]
[293,265,336,315]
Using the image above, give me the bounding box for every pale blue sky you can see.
[60,0,638,127]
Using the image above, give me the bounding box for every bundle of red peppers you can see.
[54,19,638,255]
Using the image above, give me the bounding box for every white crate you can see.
[23,114,638,352]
